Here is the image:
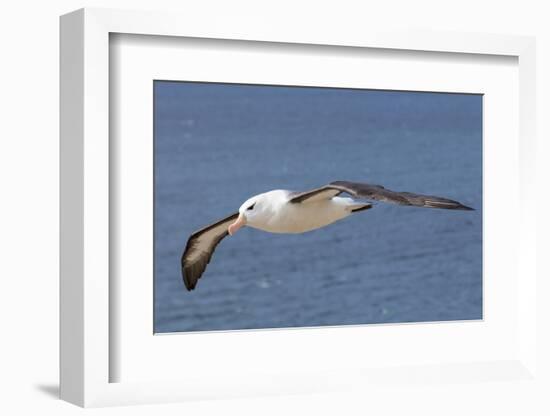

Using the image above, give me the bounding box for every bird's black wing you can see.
[289,180,473,210]
[181,212,239,291]
[287,187,343,203]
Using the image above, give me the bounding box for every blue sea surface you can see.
[154,81,482,333]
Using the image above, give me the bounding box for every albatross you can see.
[181,180,473,291]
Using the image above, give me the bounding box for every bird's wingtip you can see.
[181,267,195,291]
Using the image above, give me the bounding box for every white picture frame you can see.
[60,7,537,408]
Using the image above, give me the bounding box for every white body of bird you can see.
[241,190,370,234]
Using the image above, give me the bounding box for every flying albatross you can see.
[181,180,473,291]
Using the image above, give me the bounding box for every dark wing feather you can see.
[287,187,343,203]
[181,212,239,291]
[289,180,473,210]
[330,181,474,210]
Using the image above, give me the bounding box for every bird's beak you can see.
[228,213,246,236]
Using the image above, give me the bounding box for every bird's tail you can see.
[349,203,373,213]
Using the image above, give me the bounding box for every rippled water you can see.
[154,82,482,333]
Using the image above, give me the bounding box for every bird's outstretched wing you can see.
[181,212,239,291]
[289,180,473,210]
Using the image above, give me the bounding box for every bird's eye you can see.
[247,203,256,211]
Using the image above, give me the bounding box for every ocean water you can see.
[154,81,482,333]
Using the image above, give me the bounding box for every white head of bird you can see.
[228,190,288,235]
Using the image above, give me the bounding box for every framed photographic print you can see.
[60,8,538,408]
